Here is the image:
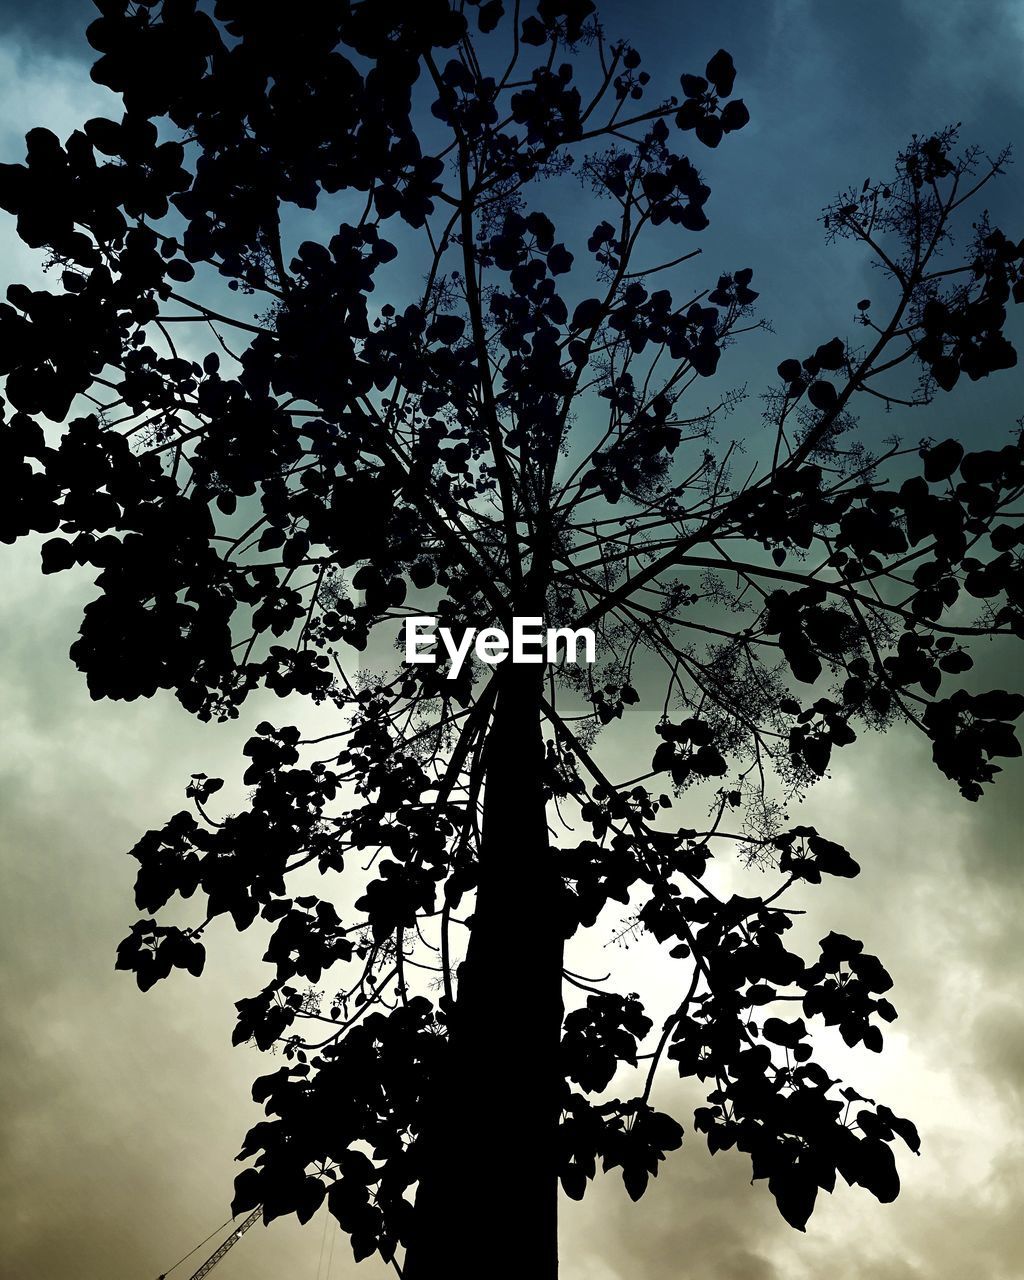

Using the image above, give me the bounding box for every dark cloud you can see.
[972,1001,1024,1107]
[0,0,97,58]
[1,2,1023,1278]
[562,1115,782,1280]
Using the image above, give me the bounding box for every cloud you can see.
[972,1001,1024,1110]
[559,695,1024,1280]
[0,0,98,59]
[0,3,1022,1278]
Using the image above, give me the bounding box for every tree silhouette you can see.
[1,2,1023,1277]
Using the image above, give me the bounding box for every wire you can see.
[156,1213,235,1279]
[316,1206,329,1280]
[325,1217,337,1279]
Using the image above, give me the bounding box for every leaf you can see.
[876,1106,921,1154]
[231,1168,262,1216]
[547,243,574,274]
[802,735,831,776]
[705,49,737,96]
[862,1025,883,1053]
[807,380,838,410]
[296,1176,326,1225]
[855,1137,900,1202]
[921,438,964,482]
[520,15,548,44]
[165,258,195,282]
[762,1016,807,1048]
[721,99,750,132]
[746,983,777,1005]
[622,1163,650,1202]
[40,538,75,573]
[932,356,960,391]
[815,337,845,370]
[478,0,504,32]
[572,297,604,330]
[768,1170,817,1231]
[182,939,206,977]
[695,116,724,149]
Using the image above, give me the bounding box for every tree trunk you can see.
[404,663,564,1279]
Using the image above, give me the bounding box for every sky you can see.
[0,2,1022,1278]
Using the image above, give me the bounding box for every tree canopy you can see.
[1,1,1022,1276]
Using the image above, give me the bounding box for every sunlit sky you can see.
[1,3,1022,1278]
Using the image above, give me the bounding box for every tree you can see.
[1,1,1022,1276]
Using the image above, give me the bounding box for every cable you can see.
[155,1214,236,1279]
[325,1217,337,1280]
[316,1206,329,1280]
